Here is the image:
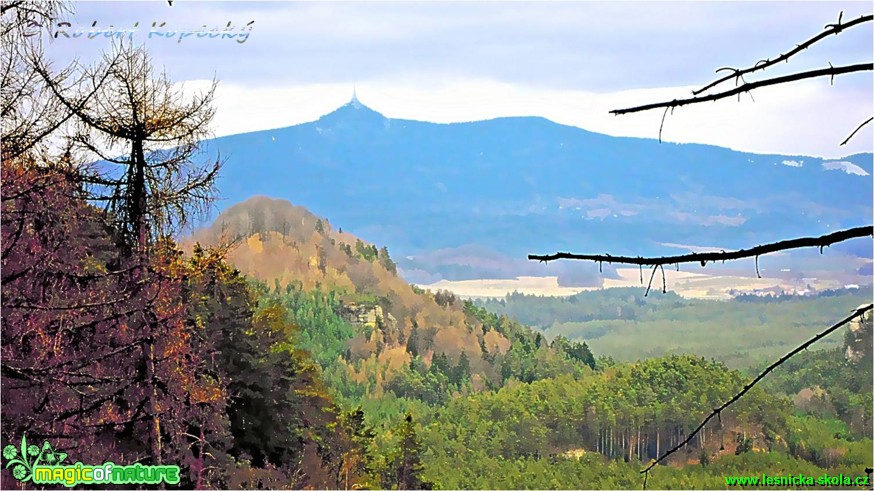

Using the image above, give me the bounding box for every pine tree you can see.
[329,407,376,490]
[431,352,450,377]
[316,245,328,274]
[378,246,398,275]
[451,351,471,386]
[406,322,420,357]
[578,342,596,369]
[390,414,433,490]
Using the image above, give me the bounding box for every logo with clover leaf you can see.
[3,435,67,483]
[2,434,180,486]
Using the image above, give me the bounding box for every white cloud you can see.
[51,1,872,93]
[781,160,803,167]
[585,209,611,220]
[667,212,747,227]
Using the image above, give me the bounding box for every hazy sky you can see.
[42,1,873,158]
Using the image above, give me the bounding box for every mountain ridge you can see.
[201,97,873,286]
[226,98,872,161]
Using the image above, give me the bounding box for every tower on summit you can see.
[350,85,361,107]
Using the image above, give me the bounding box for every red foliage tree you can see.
[1,158,215,484]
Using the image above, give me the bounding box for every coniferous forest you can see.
[2,2,872,490]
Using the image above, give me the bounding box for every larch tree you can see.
[41,42,222,252]
[46,41,221,465]
[3,3,367,488]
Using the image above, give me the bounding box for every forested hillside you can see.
[182,197,872,489]
[186,197,598,406]
[418,355,872,488]
[5,166,872,488]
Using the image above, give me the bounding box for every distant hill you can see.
[189,195,395,293]
[200,97,873,286]
[186,196,596,397]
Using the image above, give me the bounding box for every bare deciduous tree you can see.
[2,0,73,160]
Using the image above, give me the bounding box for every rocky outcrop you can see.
[341,303,397,330]
[845,304,872,364]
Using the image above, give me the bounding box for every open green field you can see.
[477,286,873,368]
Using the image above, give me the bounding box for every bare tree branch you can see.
[694,12,873,95]
[641,304,873,480]
[528,225,873,267]
[840,116,873,146]
[611,63,872,115]
[0,1,26,15]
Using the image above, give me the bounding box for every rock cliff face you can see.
[845,304,873,364]
[341,302,398,330]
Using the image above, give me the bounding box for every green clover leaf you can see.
[26,445,39,457]
[1,445,16,460]
[12,464,26,480]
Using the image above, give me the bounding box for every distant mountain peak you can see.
[350,85,362,108]
[320,88,386,124]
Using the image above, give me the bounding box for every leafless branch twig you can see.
[658,107,669,143]
[840,116,873,146]
[611,63,872,115]
[528,225,873,266]
[694,13,872,95]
